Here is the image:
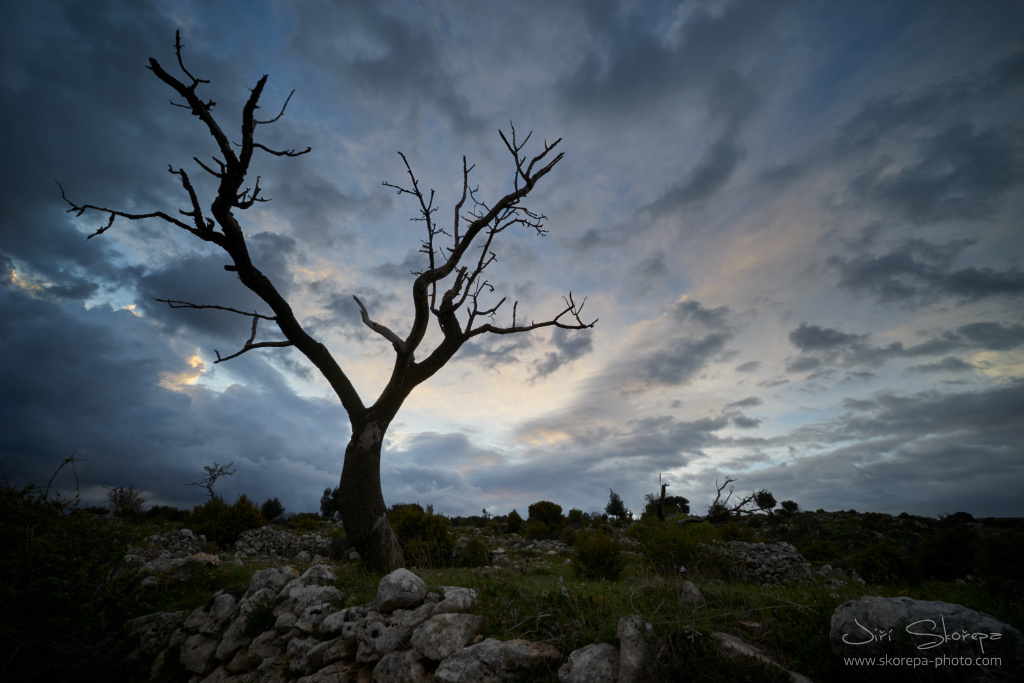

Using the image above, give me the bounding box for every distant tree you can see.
[190,461,235,500]
[506,508,523,534]
[567,508,585,527]
[641,494,690,520]
[779,500,799,515]
[528,501,563,531]
[754,489,777,515]
[320,486,340,520]
[62,32,594,571]
[605,489,629,521]
[105,484,146,518]
[261,497,285,520]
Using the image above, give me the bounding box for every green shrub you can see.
[800,540,843,563]
[631,518,717,576]
[915,526,977,580]
[260,497,285,521]
[527,500,563,531]
[567,508,585,528]
[714,521,756,542]
[976,528,1024,606]
[851,541,919,585]
[191,494,265,548]
[506,508,523,534]
[572,529,627,580]
[289,512,322,533]
[524,519,551,541]
[0,481,141,680]
[458,537,490,567]
[389,503,453,567]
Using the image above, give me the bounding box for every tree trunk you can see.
[337,419,405,572]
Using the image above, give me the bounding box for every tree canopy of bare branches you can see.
[60,32,595,570]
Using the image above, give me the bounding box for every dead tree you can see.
[677,477,776,526]
[60,33,595,571]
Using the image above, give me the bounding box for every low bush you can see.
[288,512,323,533]
[851,541,919,585]
[0,481,141,681]
[190,494,265,548]
[572,529,627,580]
[389,503,453,567]
[631,518,717,576]
[457,537,490,568]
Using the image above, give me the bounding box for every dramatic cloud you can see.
[2,1,1021,519]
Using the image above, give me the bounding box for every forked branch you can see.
[154,299,292,363]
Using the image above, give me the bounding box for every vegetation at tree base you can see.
[388,503,454,567]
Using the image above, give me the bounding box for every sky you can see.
[2,0,1022,520]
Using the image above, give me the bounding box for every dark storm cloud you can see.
[0,282,348,512]
[786,320,1024,374]
[725,397,763,410]
[714,382,1024,516]
[834,49,1024,155]
[905,357,974,374]
[638,332,732,387]
[789,323,867,352]
[735,360,761,373]
[646,134,746,216]
[828,238,1024,305]
[851,123,1024,225]
[287,2,483,134]
[673,300,732,329]
[532,328,594,378]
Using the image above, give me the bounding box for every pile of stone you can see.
[126,566,665,683]
[232,526,335,564]
[701,541,813,584]
[124,529,223,587]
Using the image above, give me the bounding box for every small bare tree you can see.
[190,461,236,500]
[61,33,595,571]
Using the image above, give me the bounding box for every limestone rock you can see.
[435,585,478,614]
[375,568,428,613]
[678,580,706,606]
[411,613,486,661]
[181,632,220,675]
[125,610,187,656]
[831,596,1024,682]
[558,642,619,683]
[435,638,560,683]
[617,614,653,683]
[246,566,300,596]
[372,649,428,682]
